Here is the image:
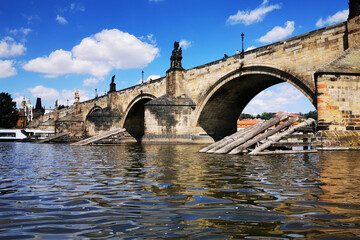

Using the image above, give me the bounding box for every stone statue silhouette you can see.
[349,0,360,19]
[174,41,179,51]
[170,41,183,70]
[109,75,116,92]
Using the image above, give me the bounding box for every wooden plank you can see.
[249,118,316,155]
[38,132,70,143]
[71,128,126,146]
[228,116,298,155]
[286,134,315,138]
[199,120,265,153]
[271,142,317,147]
[252,150,318,155]
[213,112,289,154]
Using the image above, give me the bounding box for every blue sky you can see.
[0,0,349,114]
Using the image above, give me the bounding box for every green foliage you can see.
[0,92,19,128]
[239,113,255,119]
[256,112,275,120]
[302,110,318,121]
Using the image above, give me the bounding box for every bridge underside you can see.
[198,74,284,141]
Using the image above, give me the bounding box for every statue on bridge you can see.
[109,75,116,93]
[349,0,360,19]
[170,41,184,70]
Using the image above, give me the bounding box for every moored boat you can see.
[0,129,28,142]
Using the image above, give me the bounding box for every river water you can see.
[0,142,359,239]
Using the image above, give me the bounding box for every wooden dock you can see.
[200,114,317,155]
[71,128,126,146]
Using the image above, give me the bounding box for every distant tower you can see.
[74,89,80,104]
[33,97,45,119]
[21,97,26,114]
[349,0,360,19]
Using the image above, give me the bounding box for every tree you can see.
[303,110,318,121]
[256,112,275,120]
[0,92,19,128]
[239,113,255,120]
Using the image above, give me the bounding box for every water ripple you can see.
[0,143,359,239]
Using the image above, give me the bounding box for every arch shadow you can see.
[121,93,156,142]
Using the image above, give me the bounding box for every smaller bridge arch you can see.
[121,93,156,142]
[87,105,103,115]
[194,65,316,141]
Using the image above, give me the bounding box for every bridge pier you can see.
[316,46,360,147]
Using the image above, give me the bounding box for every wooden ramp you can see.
[71,128,126,146]
[38,132,70,143]
[200,114,317,156]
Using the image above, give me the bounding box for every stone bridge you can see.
[53,5,360,146]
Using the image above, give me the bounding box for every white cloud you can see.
[60,89,90,105]
[24,49,111,77]
[245,46,256,51]
[258,21,295,43]
[70,3,85,12]
[137,74,161,84]
[56,15,68,24]
[9,27,32,36]
[83,77,102,86]
[13,96,25,108]
[243,83,305,114]
[28,85,60,100]
[23,29,159,78]
[0,37,26,58]
[27,85,91,106]
[316,9,348,28]
[227,0,281,26]
[26,14,41,24]
[147,34,157,44]
[0,59,16,78]
[147,75,161,82]
[179,40,192,50]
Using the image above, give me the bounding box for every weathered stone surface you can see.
[316,45,360,133]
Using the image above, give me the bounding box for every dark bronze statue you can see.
[170,41,183,70]
[349,0,360,19]
[109,75,116,92]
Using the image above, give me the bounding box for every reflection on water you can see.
[0,142,359,239]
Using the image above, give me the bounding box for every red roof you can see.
[237,119,261,128]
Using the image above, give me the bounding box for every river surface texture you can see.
[0,142,360,239]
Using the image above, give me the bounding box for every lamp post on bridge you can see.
[241,32,245,59]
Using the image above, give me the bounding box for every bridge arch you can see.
[121,93,156,142]
[194,65,316,141]
[87,105,102,115]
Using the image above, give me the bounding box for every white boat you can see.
[0,129,55,142]
[24,129,55,140]
[0,129,28,142]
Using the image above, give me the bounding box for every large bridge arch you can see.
[194,65,316,141]
[121,93,156,142]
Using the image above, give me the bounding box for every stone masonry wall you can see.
[317,74,360,131]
